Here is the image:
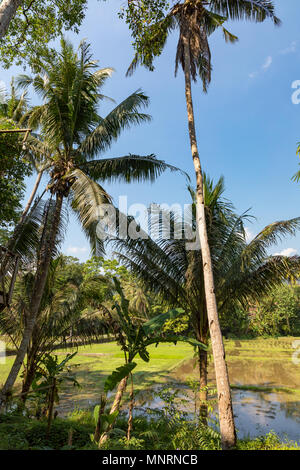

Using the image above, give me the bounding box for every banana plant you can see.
[30,352,79,436]
[97,277,206,445]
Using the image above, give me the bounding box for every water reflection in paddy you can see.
[134,384,300,443]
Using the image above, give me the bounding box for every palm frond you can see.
[242,218,300,267]
[4,195,49,263]
[80,90,151,158]
[220,255,300,312]
[69,168,112,256]
[209,0,281,25]
[81,154,188,184]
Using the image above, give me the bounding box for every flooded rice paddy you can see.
[54,338,300,442]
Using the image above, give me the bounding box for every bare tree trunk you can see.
[20,333,40,404]
[99,376,128,446]
[198,346,208,425]
[0,0,23,39]
[20,358,36,403]
[2,187,47,265]
[19,170,43,224]
[182,34,236,449]
[127,373,134,441]
[46,377,56,438]
[109,376,128,415]
[0,193,63,406]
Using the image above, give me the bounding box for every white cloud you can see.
[249,72,258,79]
[248,56,272,79]
[245,227,255,243]
[262,56,272,71]
[280,41,297,55]
[66,245,88,255]
[273,248,297,257]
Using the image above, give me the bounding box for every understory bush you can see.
[0,413,93,450]
[237,431,300,450]
[0,411,298,450]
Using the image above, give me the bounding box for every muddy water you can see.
[134,350,300,443]
[179,356,300,442]
[134,384,300,443]
[173,357,300,390]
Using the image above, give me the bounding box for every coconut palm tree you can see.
[114,174,300,426]
[0,38,180,405]
[0,78,28,122]
[124,0,280,448]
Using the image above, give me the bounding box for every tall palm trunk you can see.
[0,193,63,406]
[0,0,22,39]
[182,33,236,449]
[19,170,43,224]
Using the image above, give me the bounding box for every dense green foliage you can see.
[0,412,93,450]
[0,118,32,231]
[250,285,300,337]
[0,0,88,68]
[220,284,300,338]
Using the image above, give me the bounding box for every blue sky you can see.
[1,0,300,261]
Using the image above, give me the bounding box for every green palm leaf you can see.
[209,0,281,25]
[81,154,187,184]
[80,90,151,158]
[70,168,112,256]
[242,218,300,267]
